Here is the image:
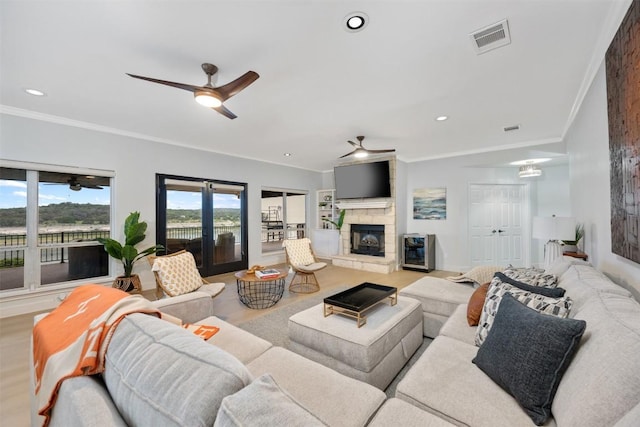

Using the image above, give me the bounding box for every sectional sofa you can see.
[30,259,640,426]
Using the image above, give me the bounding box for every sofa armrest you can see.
[151,291,214,323]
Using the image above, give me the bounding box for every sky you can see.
[0,180,240,210]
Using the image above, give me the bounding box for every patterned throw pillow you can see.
[152,251,203,297]
[502,267,558,288]
[475,275,572,346]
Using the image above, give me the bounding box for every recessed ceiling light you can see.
[510,158,551,166]
[435,115,448,121]
[284,153,292,157]
[24,88,46,96]
[344,12,368,32]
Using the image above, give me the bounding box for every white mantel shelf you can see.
[335,200,391,209]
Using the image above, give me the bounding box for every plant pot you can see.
[563,244,578,253]
[113,274,142,294]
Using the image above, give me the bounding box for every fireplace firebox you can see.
[351,224,385,257]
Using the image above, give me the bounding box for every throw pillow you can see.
[151,251,203,296]
[467,282,490,326]
[494,272,565,298]
[475,275,572,346]
[215,374,326,427]
[502,268,558,288]
[473,294,586,425]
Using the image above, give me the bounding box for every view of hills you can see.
[0,203,240,227]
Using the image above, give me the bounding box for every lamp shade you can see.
[532,216,576,241]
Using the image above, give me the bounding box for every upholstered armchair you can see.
[148,250,225,300]
[282,238,327,293]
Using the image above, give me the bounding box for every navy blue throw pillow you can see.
[494,272,565,298]
[472,294,586,425]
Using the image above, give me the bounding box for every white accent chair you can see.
[282,238,327,293]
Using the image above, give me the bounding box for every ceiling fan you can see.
[340,136,396,158]
[44,176,104,191]
[126,63,259,120]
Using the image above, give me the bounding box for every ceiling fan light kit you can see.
[194,90,223,108]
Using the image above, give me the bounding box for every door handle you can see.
[492,230,497,234]
[498,229,504,233]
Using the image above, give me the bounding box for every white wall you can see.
[566,62,640,299]
[0,113,322,316]
[404,160,571,272]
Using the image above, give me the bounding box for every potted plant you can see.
[97,211,164,293]
[322,210,346,255]
[562,223,585,253]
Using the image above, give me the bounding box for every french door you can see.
[468,184,528,267]
[156,175,247,276]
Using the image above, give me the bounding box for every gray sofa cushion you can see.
[552,292,640,426]
[104,313,252,427]
[396,335,544,427]
[473,294,586,426]
[197,315,272,364]
[215,374,326,426]
[247,346,386,427]
[368,398,455,427]
[558,265,632,311]
[49,376,127,427]
[399,277,474,317]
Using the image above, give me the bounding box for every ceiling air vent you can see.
[470,19,511,54]
[503,124,520,132]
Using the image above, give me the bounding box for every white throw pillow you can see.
[152,251,202,296]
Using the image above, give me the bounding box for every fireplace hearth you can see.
[351,224,385,257]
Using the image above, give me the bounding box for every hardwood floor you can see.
[0,264,457,426]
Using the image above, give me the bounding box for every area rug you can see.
[237,287,433,398]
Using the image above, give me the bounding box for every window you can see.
[0,163,113,293]
[261,189,307,253]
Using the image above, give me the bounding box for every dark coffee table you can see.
[323,282,397,327]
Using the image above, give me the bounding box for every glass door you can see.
[157,175,247,277]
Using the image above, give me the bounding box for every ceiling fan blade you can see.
[126,73,201,93]
[339,150,357,158]
[347,140,360,148]
[216,71,259,101]
[366,149,396,154]
[212,104,238,120]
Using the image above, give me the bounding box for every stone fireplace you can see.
[351,224,385,257]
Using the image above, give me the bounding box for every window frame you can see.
[0,160,115,296]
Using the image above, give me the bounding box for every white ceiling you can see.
[0,0,628,172]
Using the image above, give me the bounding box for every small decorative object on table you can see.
[255,269,281,279]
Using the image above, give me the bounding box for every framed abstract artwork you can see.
[606,0,640,264]
[413,188,446,220]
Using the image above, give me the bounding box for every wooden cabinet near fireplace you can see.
[402,234,436,272]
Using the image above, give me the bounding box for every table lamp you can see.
[532,216,576,269]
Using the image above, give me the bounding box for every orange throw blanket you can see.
[32,284,160,427]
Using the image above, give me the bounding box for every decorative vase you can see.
[112,274,142,294]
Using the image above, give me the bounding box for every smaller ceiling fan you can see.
[127,63,259,120]
[340,136,396,158]
[45,176,103,191]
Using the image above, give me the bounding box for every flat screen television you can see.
[334,160,391,199]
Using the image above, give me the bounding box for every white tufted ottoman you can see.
[288,296,423,390]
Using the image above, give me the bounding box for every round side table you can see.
[234,269,287,309]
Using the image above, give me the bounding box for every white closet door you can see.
[469,184,526,267]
